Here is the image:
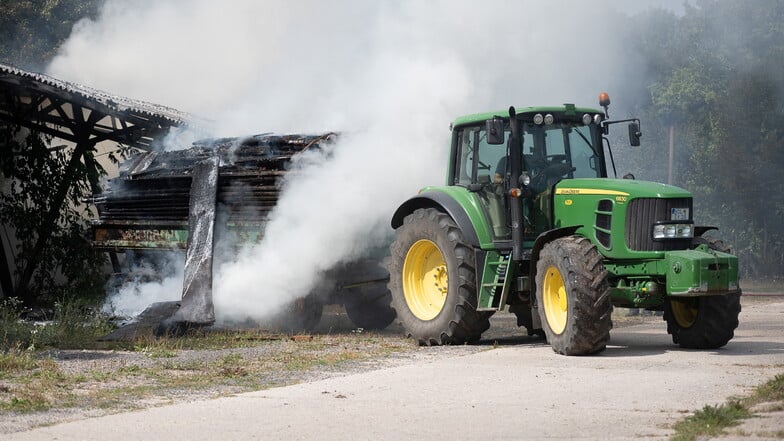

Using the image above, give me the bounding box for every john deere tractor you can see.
[387,93,741,355]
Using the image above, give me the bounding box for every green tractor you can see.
[387,93,741,355]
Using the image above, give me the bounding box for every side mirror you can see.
[486,117,505,145]
[628,122,641,146]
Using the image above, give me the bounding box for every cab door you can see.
[453,125,511,241]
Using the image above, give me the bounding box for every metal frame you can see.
[0,62,190,302]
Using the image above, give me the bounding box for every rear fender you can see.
[391,191,481,247]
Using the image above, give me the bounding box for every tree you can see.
[0,0,107,306]
[623,0,784,279]
[0,0,102,70]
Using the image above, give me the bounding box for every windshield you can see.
[453,120,604,241]
[520,122,601,180]
[455,121,603,187]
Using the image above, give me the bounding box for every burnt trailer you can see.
[90,133,395,333]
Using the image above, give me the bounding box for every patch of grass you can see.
[0,347,37,375]
[0,357,67,412]
[90,384,157,410]
[748,373,784,405]
[133,345,177,359]
[670,373,784,441]
[0,327,416,423]
[173,329,287,350]
[671,401,749,441]
[0,298,35,350]
[0,297,114,351]
[1,396,49,412]
[218,354,248,378]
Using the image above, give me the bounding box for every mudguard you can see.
[391,191,480,247]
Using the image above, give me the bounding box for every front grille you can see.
[625,198,692,251]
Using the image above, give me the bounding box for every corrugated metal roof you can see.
[0,61,191,125]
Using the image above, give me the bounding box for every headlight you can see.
[652,223,694,240]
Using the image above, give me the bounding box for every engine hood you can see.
[554,178,692,199]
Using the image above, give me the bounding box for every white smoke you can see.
[48,0,684,322]
[101,254,183,319]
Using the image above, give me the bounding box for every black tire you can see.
[535,236,612,355]
[388,208,490,345]
[663,237,742,349]
[344,284,396,330]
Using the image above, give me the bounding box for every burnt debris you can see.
[91,133,336,229]
[93,132,336,331]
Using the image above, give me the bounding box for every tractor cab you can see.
[450,106,607,243]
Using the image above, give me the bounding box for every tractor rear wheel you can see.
[663,237,741,349]
[388,208,490,345]
[535,236,612,355]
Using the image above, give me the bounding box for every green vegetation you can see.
[0,125,110,308]
[670,373,784,441]
[0,297,113,351]
[0,0,108,308]
[671,401,750,441]
[0,0,103,71]
[621,0,784,280]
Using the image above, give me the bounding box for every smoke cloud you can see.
[48,0,685,322]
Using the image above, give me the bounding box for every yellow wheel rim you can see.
[402,239,448,321]
[671,298,698,328]
[542,265,568,334]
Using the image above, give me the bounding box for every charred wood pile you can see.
[92,133,334,224]
[90,133,335,250]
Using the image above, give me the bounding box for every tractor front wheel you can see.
[663,236,741,349]
[664,294,741,349]
[388,208,490,345]
[535,236,612,355]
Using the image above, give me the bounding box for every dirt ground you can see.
[0,306,667,435]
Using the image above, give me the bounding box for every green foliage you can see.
[1,2,110,306]
[670,372,784,441]
[671,401,749,441]
[750,373,784,404]
[0,125,107,306]
[622,0,784,279]
[0,298,34,350]
[0,0,103,69]
[0,297,113,351]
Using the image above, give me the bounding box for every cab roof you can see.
[451,104,603,127]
